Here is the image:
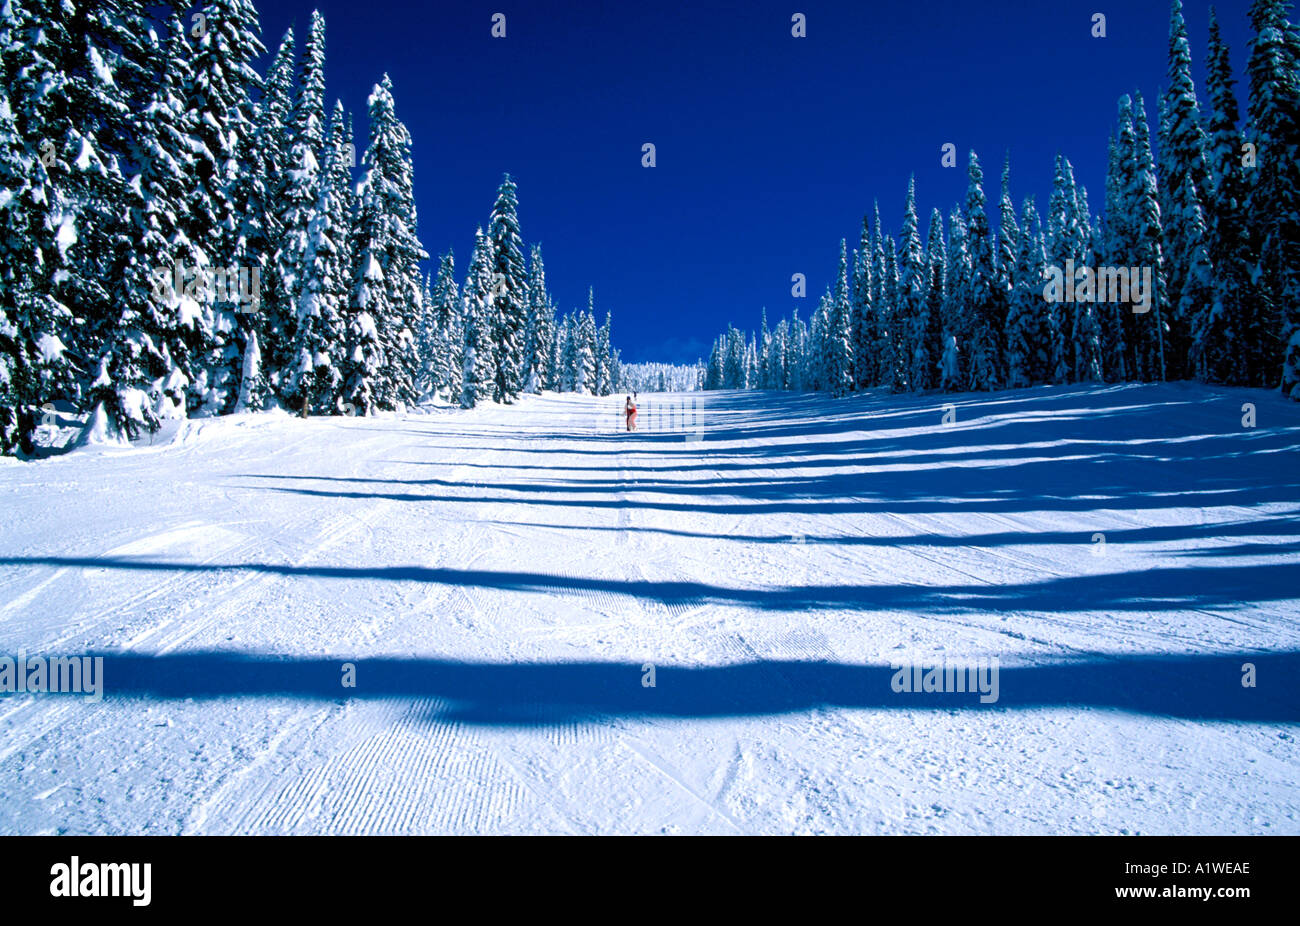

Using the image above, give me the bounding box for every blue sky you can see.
[254,0,1258,363]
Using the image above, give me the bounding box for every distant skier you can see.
[625,395,638,432]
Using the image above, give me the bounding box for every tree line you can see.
[702,1,1299,402]
[620,362,702,393]
[0,0,622,455]
[422,225,624,409]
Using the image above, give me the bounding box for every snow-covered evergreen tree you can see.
[558,312,578,392]
[288,100,354,413]
[238,24,293,400]
[1130,92,1169,381]
[875,236,899,392]
[1047,155,1100,383]
[414,272,435,395]
[897,179,926,393]
[0,1,73,452]
[104,3,200,434]
[94,13,204,435]
[1159,0,1212,382]
[424,252,460,400]
[487,174,527,402]
[546,297,564,392]
[809,295,828,392]
[1073,183,1103,383]
[939,336,960,392]
[704,338,722,390]
[718,325,740,389]
[577,293,598,393]
[789,308,807,392]
[758,308,772,388]
[596,311,614,396]
[1203,8,1269,385]
[608,348,622,393]
[1,0,159,440]
[998,153,1019,286]
[942,206,970,391]
[186,0,267,415]
[233,328,269,412]
[916,209,946,392]
[347,75,426,411]
[143,16,208,410]
[248,26,295,257]
[275,12,328,399]
[771,319,789,389]
[1247,0,1300,397]
[1043,158,1073,385]
[523,244,554,392]
[460,229,496,407]
[1098,133,1130,383]
[827,240,854,396]
[871,204,890,388]
[964,152,1004,391]
[1006,198,1046,388]
[1179,173,1217,382]
[851,215,877,389]
[343,218,385,419]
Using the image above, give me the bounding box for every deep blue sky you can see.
[253,0,1257,363]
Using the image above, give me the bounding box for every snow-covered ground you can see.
[1,383,1297,834]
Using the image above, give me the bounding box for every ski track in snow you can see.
[1,383,1298,834]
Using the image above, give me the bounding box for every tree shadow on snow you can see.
[2,554,1296,614]
[52,648,1300,725]
[227,383,1300,521]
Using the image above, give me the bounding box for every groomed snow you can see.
[1,383,1297,834]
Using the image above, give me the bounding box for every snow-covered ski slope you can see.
[1,383,1298,835]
